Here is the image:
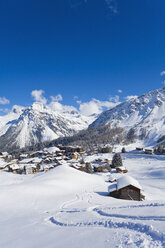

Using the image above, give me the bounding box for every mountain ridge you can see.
[0,87,165,152]
[90,87,165,145]
[0,102,94,151]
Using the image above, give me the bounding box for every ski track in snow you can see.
[93,208,165,222]
[47,189,165,247]
[60,194,81,210]
[49,216,165,246]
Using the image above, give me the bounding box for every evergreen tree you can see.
[111,153,123,168]
[157,144,163,154]
[85,162,93,174]
[121,147,126,153]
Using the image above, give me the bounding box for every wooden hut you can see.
[93,161,111,173]
[8,164,22,174]
[144,149,153,155]
[25,164,37,174]
[116,166,128,173]
[136,147,143,151]
[108,175,145,201]
[71,153,79,160]
[43,164,54,172]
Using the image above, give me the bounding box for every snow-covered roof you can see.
[0,160,8,168]
[31,151,43,155]
[25,164,37,169]
[20,154,28,158]
[19,158,34,164]
[117,175,142,190]
[10,164,20,170]
[43,164,54,169]
[1,152,8,156]
[116,166,127,170]
[32,157,42,163]
[44,147,60,154]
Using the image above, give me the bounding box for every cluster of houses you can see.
[0,145,145,201]
[0,145,84,175]
[136,147,154,154]
[0,145,130,176]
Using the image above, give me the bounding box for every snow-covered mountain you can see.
[1,87,165,151]
[0,102,94,151]
[90,87,165,145]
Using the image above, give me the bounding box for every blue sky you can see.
[0,0,165,115]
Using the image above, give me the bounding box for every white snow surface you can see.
[0,152,165,248]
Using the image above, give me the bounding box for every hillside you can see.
[90,87,165,146]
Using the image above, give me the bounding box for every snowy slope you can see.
[0,105,24,136]
[0,103,94,151]
[90,87,165,145]
[0,153,165,248]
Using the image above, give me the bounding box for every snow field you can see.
[0,153,165,247]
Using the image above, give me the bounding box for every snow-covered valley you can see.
[0,152,165,248]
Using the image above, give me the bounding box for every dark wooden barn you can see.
[108,175,145,201]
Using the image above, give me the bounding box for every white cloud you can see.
[125,95,138,101]
[31,90,47,105]
[117,89,122,93]
[50,94,63,102]
[49,101,77,114]
[78,97,120,116]
[0,97,10,105]
[109,95,119,103]
[30,90,121,116]
[160,71,165,76]
[162,80,165,85]
[49,94,77,114]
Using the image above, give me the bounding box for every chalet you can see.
[104,159,112,164]
[136,147,143,151]
[63,156,71,161]
[108,175,145,201]
[144,149,153,155]
[30,151,43,158]
[93,161,111,173]
[95,159,103,162]
[31,157,42,165]
[43,164,54,172]
[57,145,83,154]
[71,153,79,160]
[19,158,34,164]
[20,154,29,159]
[25,164,37,174]
[0,152,8,157]
[56,150,65,155]
[116,166,128,173]
[44,147,60,155]
[66,146,83,153]
[99,146,113,153]
[0,160,8,170]
[44,157,52,164]
[8,164,22,174]
[70,163,82,170]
